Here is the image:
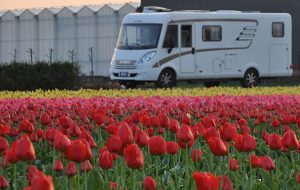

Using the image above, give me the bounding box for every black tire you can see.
[156,69,176,88]
[127,82,137,89]
[118,81,137,89]
[240,69,259,88]
[204,81,220,88]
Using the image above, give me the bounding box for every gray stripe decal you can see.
[153,43,253,68]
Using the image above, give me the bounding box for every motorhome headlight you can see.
[138,51,156,64]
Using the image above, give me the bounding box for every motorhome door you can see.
[180,24,196,73]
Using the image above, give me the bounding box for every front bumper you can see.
[110,67,160,81]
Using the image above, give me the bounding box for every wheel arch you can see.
[159,67,177,80]
[244,67,260,78]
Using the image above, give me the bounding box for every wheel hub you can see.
[246,72,256,86]
[161,73,172,86]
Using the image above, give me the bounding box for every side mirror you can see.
[167,39,174,54]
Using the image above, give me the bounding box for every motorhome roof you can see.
[123,11,291,24]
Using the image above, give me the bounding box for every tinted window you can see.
[272,22,284,37]
[163,25,178,48]
[181,25,192,47]
[202,26,222,41]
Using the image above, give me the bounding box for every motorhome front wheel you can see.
[156,69,176,88]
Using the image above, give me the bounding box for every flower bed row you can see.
[1,86,300,99]
[0,95,298,189]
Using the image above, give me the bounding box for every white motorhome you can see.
[110,7,292,88]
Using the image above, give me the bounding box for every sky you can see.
[1,0,139,10]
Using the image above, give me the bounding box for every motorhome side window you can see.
[272,22,284,37]
[181,25,192,47]
[163,25,178,48]
[202,26,222,41]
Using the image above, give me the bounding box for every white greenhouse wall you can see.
[0,3,139,76]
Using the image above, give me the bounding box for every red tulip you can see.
[124,144,144,169]
[281,130,299,149]
[204,127,219,140]
[149,136,166,155]
[296,171,300,184]
[260,156,275,171]
[220,124,237,142]
[178,138,195,149]
[118,123,133,146]
[59,116,72,129]
[66,162,77,177]
[271,118,280,128]
[168,119,180,133]
[92,111,106,126]
[107,135,123,154]
[221,176,233,190]
[249,153,261,168]
[166,141,179,155]
[206,137,228,156]
[30,171,54,190]
[0,137,8,155]
[53,131,71,152]
[192,149,203,162]
[0,124,10,137]
[19,119,34,134]
[65,139,92,162]
[80,160,93,172]
[99,148,113,169]
[0,176,8,189]
[45,127,56,143]
[238,118,247,126]
[16,134,36,161]
[10,127,19,137]
[241,125,250,135]
[40,113,51,126]
[54,160,63,172]
[27,165,39,184]
[229,158,239,171]
[143,176,156,190]
[177,124,194,143]
[110,182,119,190]
[268,133,282,150]
[134,130,149,147]
[234,134,256,152]
[36,129,44,138]
[193,172,220,190]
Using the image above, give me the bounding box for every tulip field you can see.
[0,87,299,190]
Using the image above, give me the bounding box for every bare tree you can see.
[88,47,94,76]
[46,48,53,64]
[10,49,17,63]
[68,49,77,63]
[27,48,33,64]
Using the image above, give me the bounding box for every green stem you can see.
[121,159,126,190]
[155,156,159,182]
[184,147,189,190]
[51,149,56,177]
[13,164,17,190]
[131,169,136,190]
[77,164,80,190]
[68,177,72,190]
[85,164,88,190]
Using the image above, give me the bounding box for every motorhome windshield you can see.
[117,24,162,50]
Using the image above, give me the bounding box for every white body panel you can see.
[110,11,293,82]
